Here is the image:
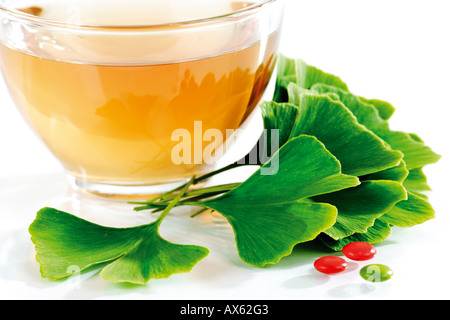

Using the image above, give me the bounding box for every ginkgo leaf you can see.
[311,83,441,170]
[320,190,435,251]
[273,53,298,102]
[378,192,436,228]
[361,160,409,184]
[100,222,209,284]
[273,54,349,103]
[313,180,407,240]
[294,58,349,91]
[199,135,360,267]
[270,56,439,253]
[402,167,432,196]
[319,220,392,251]
[274,54,395,122]
[260,101,298,147]
[29,208,209,285]
[359,97,396,120]
[288,93,403,177]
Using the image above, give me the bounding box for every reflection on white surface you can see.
[0,161,449,299]
[0,170,258,299]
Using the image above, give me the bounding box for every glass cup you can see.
[0,0,284,197]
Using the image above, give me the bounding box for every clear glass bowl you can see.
[0,0,284,197]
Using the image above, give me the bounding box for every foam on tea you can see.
[16,0,256,25]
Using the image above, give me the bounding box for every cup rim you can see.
[0,0,278,31]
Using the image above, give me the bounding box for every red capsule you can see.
[342,242,377,261]
[314,256,348,274]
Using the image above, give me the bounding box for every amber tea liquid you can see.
[0,0,281,188]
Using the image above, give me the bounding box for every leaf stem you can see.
[155,176,195,227]
[190,207,210,218]
[130,184,232,206]
[131,182,240,215]
[138,162,250,205]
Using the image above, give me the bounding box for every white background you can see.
[1,0,449,300]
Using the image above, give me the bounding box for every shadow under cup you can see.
[0,0,284,197]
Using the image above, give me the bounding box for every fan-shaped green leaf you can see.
[201,135,359,267]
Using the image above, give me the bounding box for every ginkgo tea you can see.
[0,0,283,195]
